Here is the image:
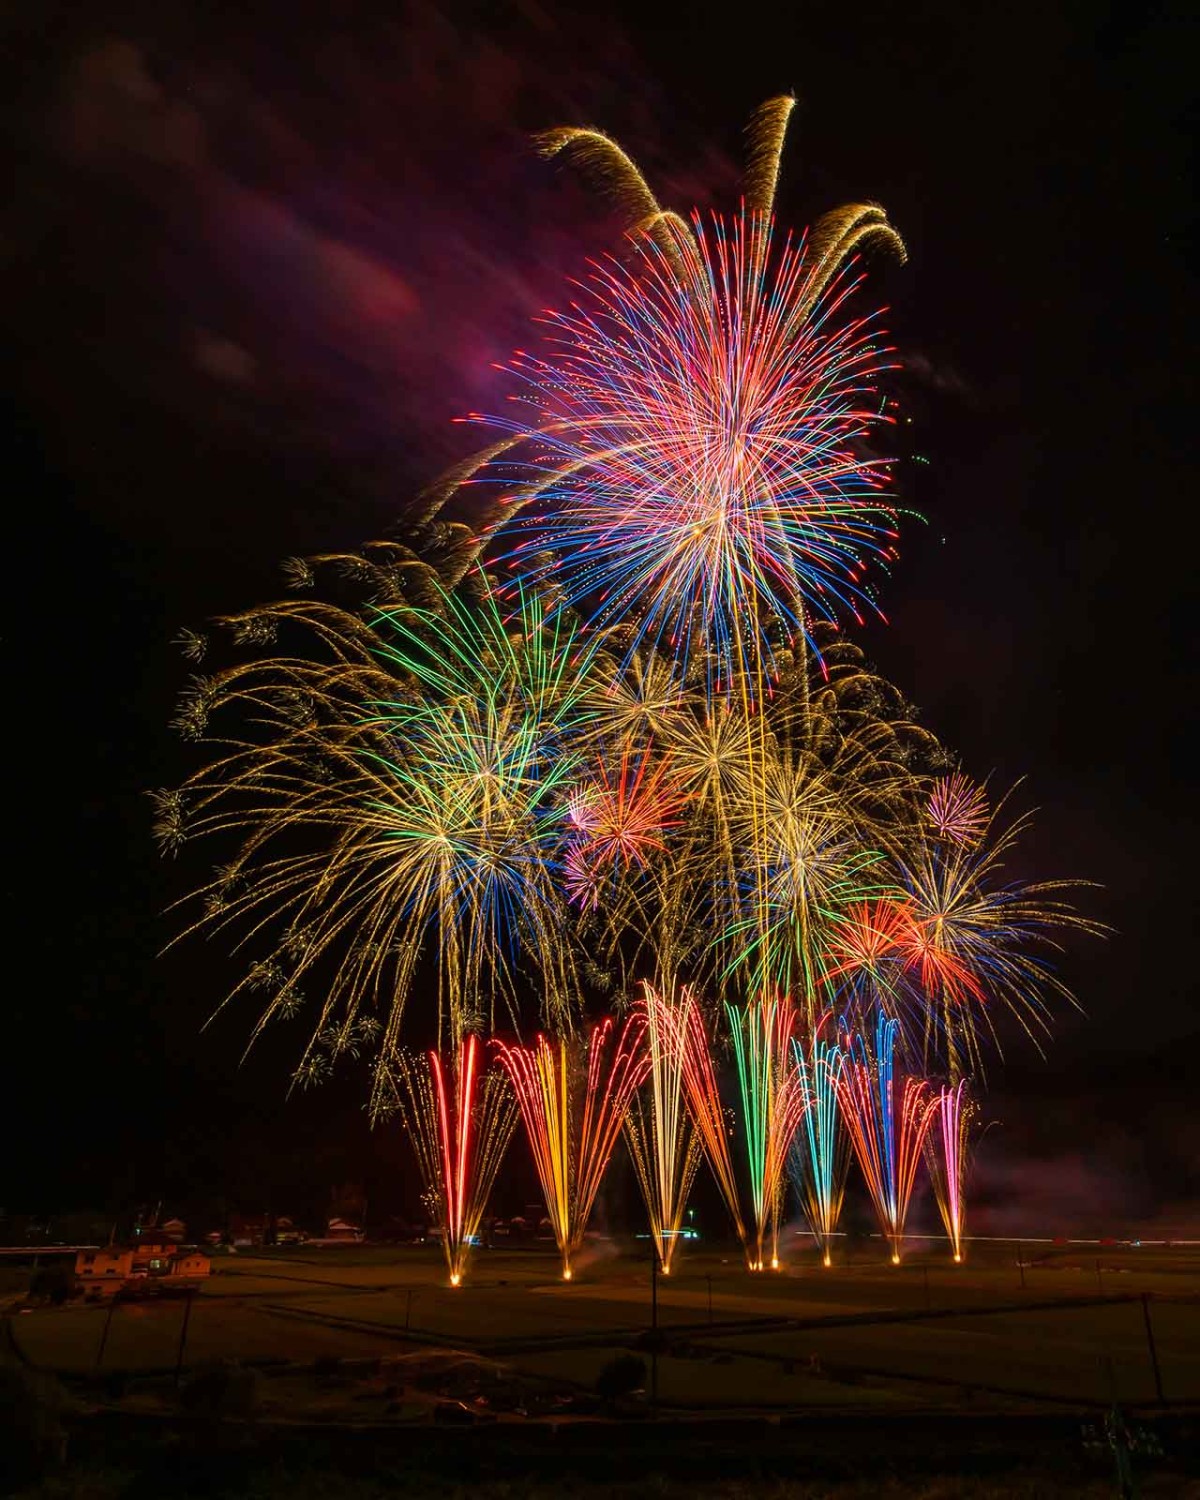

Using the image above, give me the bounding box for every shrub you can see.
[595,1353,646,1400]
[179,1361,259,1420]
[28,1265,74,1306]
[0,1366,67,1483]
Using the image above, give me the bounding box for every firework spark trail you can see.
[564,750,686,910]
[789,1018,849,1267]
[835,1011,937,1263]
[743,94,798,217]
[494,1017,648,1278]
[159,577,606,1106]
[723,755,886,1024]
[927,773,989,847]
[893,799,1105,1071]
[465,209,903,703]
[388,1035,516,1285]
[675,989,746,1249]
[927,1078,977,1262]
[155,95,1103,1176]
[625,982,703,1273]
[727,995,808,1268]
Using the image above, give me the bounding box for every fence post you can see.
[1141,1293,1165,1404]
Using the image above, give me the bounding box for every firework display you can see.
[381,1035,517,1285]
[836,1012,938,1264]
[494,1017,648,1278]
[789,1019,850,1267]
[158,95,1101,1279]
[927,1078,979,1262]
[728,996,809,1270]
[624,982,704,1273]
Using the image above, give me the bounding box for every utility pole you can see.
[174,1291,194,1387]
[650,1252,659,1410]
[1141,1294,1165,1404]
[95,1296,118,1370]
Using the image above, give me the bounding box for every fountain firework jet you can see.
[494,1017,648,1278]
[836,1012,937,1263]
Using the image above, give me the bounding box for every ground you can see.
[3,1238,1197,1496]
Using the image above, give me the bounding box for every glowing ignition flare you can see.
[823,1253,832,1269]
[563,1268,573,1282]
[954,1253,962,1264]
[450,1273,462,1287]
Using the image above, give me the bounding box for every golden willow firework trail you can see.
[382,1036,516,1286]
[493,1018,648,1279]
[625,983,703,1273]
[156,574,611,1111]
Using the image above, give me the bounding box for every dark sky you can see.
[6,0,1196,1229]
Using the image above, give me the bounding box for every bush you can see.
[0,1365,67,1484]
[28,1266,74,1306]
[595,1353,646,1400]
[179,1361,259,1420]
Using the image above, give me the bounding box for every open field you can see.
[5,1241,1198,1497]
[7,1238,1199,1413]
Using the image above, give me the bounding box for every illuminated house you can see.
[74,1247,133,1297]
[74,1241,210,1298]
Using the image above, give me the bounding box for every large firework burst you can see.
[466,211,903,700]
[158,576,604,1110]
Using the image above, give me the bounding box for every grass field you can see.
[7,1238,1198,1413]
[5,1241,1198,1498]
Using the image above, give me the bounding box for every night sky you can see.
[6,0,1196,1232]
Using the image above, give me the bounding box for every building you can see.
[324,1218,364,1242]
[74,1242,210,1299]
[74,1247,133,1298]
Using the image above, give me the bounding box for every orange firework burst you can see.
[564,751,686,908]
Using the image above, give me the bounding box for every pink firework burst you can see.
[927,774,988,847]
[564,752,685,907]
